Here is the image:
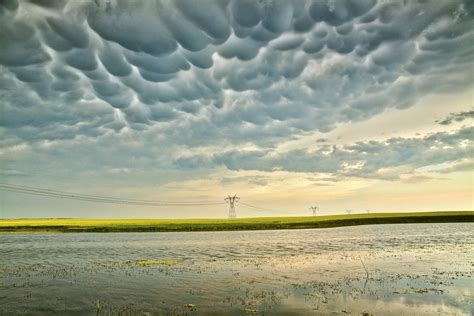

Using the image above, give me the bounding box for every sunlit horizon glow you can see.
[0,0,473,218]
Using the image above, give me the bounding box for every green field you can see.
[0,211,472,233]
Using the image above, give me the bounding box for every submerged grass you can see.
[135,259,182,266]
[0,211,472,233]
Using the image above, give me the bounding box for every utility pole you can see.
[224,194,240,219]
[309,206,319,216]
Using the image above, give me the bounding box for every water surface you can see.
[1,223,473,315]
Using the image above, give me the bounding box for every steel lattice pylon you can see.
[224,194,240,218]
[309,206,319,216]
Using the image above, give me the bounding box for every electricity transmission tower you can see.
[346,209,352,215]
[309,206,319,216]
[224,194,240,218]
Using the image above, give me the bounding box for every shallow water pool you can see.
[1,223,473,315]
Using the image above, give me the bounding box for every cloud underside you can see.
[177,126,474,180]
[436,110,474,125]
[0,0,473,182]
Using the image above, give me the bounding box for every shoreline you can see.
[0,211,472,233]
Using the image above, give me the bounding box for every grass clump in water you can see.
[244,307,260,314]
[135,259,182,266]
[184,303,196,311]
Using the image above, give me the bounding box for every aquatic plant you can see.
[244,307,260,314]
[95,300,101,316]
[135,259,182,266]
[184,303,196,311]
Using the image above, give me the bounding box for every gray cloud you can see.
[220,175,270,187]
[0,0,473,183]
[401,175,444,184]
[0,168,28,177]
[436,110,474,125]
[435,160,474,174]
[176,126,473,180]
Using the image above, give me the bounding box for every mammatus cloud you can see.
[0,0,473,184]
[1,0,473,142]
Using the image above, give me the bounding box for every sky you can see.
[0,0,473,219]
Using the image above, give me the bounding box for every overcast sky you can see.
[0,0,472,218]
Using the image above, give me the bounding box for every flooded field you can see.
[1,223,473,315]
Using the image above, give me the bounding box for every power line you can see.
[0,183,219,204]
[239,202,275,212]
[0,187,149,206]
[239,202,295,215]
[0,183,302,216]
[0,187,221,206]
[0,186,224,207]
[0,183,224,207]
[238,204,273,214]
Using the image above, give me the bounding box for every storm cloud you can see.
[0,0,473,183]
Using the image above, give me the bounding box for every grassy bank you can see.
[0,211,472,233]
